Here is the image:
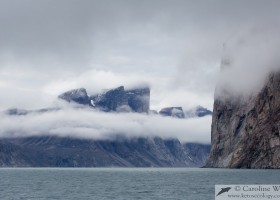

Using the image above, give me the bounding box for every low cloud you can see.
[216,26,280,99]
[0,108,211,144]
[41,69,215,111]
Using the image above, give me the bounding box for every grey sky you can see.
[0,0,279,110]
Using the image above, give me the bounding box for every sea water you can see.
[0,168,279,200]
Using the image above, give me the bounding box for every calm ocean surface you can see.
[0,168,279,200]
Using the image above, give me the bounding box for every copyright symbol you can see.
[235,186,241,191]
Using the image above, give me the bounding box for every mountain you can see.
[90,86,150,113]
[125,87,150,113]
[158,106,212,119]
[90,86,128,111]
[58,86,212,120]
[0,136,210,167]
[0,86,211,167]
[206,72,280,169]
[59,86,150,113]
[159,107,185,118]
[58,88,90,105]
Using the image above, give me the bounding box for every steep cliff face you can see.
[126,88,150,113]
[90,86,128,112]
[206,72,280,168]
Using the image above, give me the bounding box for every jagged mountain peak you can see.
[58,88,89,105]
[57,86,211,120]
[58,85,150,113]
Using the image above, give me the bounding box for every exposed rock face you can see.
[90,86,128,112]
[57,87,213,119]
[90,86,150,113]
[58,88,89,105]
[206,72,280,168]
[126,88,150,113]
[184,143,211,167]
[0,140,31,167]
[159,107,185,118]
[0,136,210,167]
[58,86,150,113]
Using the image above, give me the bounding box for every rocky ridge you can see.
[59,86,150,113]
[0,85,212,167]
[58,86,212,119]
[0,136,210,167]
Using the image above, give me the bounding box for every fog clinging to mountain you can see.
[0,0,280,142]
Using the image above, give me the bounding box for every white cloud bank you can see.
[0,108,211,144]
[216,26,280,98]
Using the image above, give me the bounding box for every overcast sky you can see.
[0,0,279,143]
[1,0,279,111]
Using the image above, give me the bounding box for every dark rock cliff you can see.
[90,86,128,112]
[90,86,150,113]
[206,72,280,168]
[126,87,150,113]
[59,86,150,113]
[58,88,89,105]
